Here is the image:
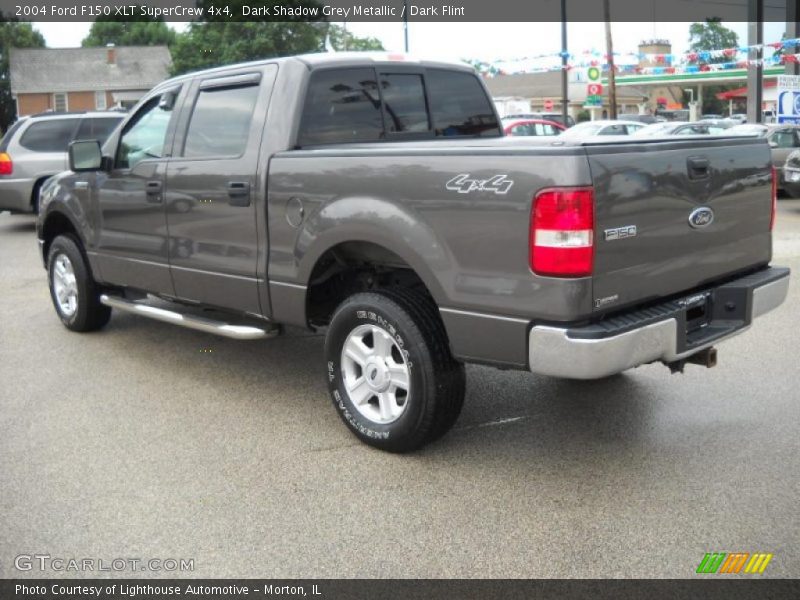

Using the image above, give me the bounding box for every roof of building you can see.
[484,70,648,102]
[10,46,172,94]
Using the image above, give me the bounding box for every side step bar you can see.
[99,294,279,340]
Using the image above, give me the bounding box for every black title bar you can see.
[0,0,797,22]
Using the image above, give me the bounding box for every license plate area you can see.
[677,286,749,353]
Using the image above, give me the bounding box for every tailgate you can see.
[586,136,773,312]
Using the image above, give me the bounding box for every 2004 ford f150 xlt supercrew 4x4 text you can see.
[36,53,790,451]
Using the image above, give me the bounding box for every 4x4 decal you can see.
[445,173,514,195]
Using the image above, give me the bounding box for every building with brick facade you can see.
[9,45,172,117]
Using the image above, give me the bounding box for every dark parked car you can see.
[783,149,800,198]
[728,123,800,193]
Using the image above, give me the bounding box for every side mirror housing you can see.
[69,140,104,172]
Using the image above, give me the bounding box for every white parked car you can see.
[559,120,646,138]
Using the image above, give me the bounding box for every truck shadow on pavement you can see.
[100,312,657,460]
[0,215,36,232]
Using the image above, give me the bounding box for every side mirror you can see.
[768,140,778,148]
[69,140,103,172]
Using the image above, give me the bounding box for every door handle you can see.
[145,180,162,203]
[227,181,250,207]
[687,157,710,180]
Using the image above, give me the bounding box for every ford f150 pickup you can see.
[37,53,790,452]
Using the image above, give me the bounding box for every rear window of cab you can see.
[297,67,500,146]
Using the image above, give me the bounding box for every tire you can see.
[47,234,111,332]
[324,288,465,452]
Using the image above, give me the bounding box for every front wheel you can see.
[324,289,465,452]
[47,235,111,332]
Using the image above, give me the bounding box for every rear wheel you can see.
[47,235,111,332]
[324,288,465,452]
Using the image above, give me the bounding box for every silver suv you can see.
[0,111,123,213]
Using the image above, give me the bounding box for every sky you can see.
[33,21,788,63]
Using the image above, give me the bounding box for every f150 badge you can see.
[445,174,514,195]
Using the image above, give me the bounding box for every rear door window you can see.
[426,69,499,137]
[0,118,28,151]
[183,84,260,158]
[19,119,77,152]
[298,68,383,146]
[598,124,626,135]
[75,117,123,143]
[771,130,800,148]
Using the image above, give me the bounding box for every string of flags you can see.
[468,38,800,78]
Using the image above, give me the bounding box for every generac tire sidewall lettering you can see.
[326,299,427,445]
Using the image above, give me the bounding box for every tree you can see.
[688,19,739,64]
[0,17,45,131]
[81,17,176,48]
[688,19,740,115]
[170,22,325,75]
[170,22,384,76]
[327,25,383,52]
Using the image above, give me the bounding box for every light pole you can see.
[684,88,697,121]
[404,0,409,53]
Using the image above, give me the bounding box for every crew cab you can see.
[37,53,790,452]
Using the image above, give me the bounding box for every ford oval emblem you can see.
[688,207,714,229]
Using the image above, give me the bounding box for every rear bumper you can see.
[528,266,790,379]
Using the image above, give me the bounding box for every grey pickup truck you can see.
[37,53,790,452]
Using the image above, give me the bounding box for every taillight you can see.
[0,152,12,176]
[530,187,594,277]
[770,166,777,231]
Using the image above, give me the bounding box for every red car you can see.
[502,118,566,137]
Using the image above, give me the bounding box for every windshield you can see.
[728,124,769,136]
[633,122,673,136]
[561,122,601,137]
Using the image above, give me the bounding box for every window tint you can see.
[534,122,558,136]
[75,117,123,143]
[509,123,532,136]
[117,96,173,169]
[183,84,260,158]
[380,74,429,133]
[0,118,28,152]
[298,68,383,146]
[771,130,800,148]
[19,119,77,152]
[599,124,626,135]
[426,69,499,137]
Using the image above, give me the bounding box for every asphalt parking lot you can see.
[1,203,799,579]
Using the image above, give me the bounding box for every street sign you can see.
[777,75,800,125]
[584,94,602,108]
[544,99,554,111]
[587,83,603,96]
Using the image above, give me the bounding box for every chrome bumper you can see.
[528,268,790,379]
